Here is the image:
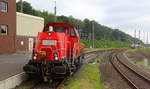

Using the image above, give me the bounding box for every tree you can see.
[16,1,143,44]
[17,0,33,14]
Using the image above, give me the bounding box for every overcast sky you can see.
[16,0,150,43]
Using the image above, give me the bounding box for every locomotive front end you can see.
[23,24,69,82]
[23,23,84,82]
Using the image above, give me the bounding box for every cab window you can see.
[53,27,68,33]
[70,29,76,37]
[44,26,68,33]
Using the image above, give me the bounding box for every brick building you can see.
[0,0,16,53]
[0,0,44,54]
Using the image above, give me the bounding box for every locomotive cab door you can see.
[68,28,80,60]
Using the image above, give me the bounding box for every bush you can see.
[81,39,131,48]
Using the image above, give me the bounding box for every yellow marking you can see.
[40,51,46,56]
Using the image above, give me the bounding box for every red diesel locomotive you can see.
[23,23,84,82]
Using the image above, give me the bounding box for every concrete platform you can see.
[0,72,28,89]
[0,53,31,81]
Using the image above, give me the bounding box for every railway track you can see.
[30,78,68,89]
[16,50,105,89]
[109,51,150,89]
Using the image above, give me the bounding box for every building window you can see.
[0,2,8,12]
[0,25,8,35]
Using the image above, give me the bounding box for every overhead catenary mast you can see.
[20,0,23,13]
[134,29,136,38]
[92,21,95,48]
[139,30,141,40]
[147,32,149,44]
[143,31,145,43]
[54,0,57,22]
[134,29,137,44]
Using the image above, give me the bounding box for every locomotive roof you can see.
[45,23,74,28]
[43,23,74,31]
[43,23,74,32]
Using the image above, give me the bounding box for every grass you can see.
[135,61,150,67]
[85,48,115,53]
[126,48,150,67]
[67,64,104,89]
[126,48,150,53]
[135,61,145,66]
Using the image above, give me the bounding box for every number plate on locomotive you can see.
[42,40,57,45]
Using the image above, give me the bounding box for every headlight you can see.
[33,56,37,60]
[54,53,58,60]
[33,53,38,60]
[54,57,58,60]
[48,32,51,36]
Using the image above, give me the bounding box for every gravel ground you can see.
[100,52,131,89]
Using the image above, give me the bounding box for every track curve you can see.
[109,51,150,89]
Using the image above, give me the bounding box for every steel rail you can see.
[109,52,150,89]
[29,50,103,89]
[109,53,139,89]
[116,54,150,83]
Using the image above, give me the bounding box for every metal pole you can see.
[20,0,23,13]
[143,31,145,47]
[89,33,92,48]
[54,1,57,22]
[139,30,141,40]
[147,32,149,45]
[134,29,136,44]
[143,31,145,42]
[92,21,94,48]
[134,30,136,38]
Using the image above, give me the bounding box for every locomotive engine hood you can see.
[33,25,69,62]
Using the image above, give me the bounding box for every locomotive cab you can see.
[23,23,84,82]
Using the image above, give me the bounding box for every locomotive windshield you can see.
[53,27,68,33]
[44,26,68,33]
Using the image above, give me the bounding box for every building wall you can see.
[15,36,35,52]
[17,12,44,36]
[0,0,16,54]
[16,12,44,52]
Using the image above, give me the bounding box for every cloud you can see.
[56,0,106,21]
[17,0,150,43]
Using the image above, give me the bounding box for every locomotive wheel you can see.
[75,56,82,69]
[66,64,73,77]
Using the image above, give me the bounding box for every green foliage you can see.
[135,61,150,67]
[81,39,131,48]
[17,1,33,14]
[16,1,143,44]
[126,48,150,67]
[126,48,150,53]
